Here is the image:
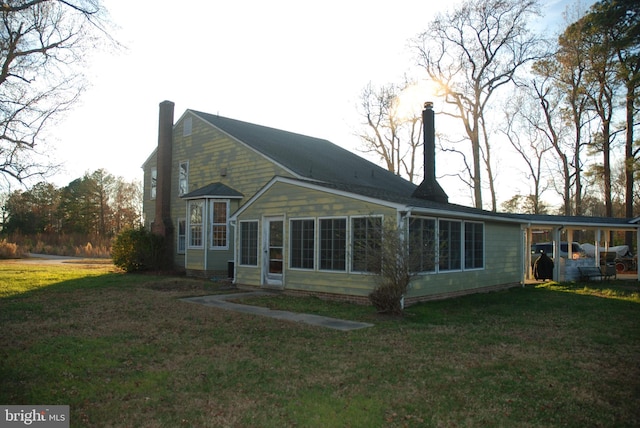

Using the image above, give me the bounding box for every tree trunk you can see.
[624,86,635,246]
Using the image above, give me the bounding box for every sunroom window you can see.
[240,221,258,266]
[351,217,382,273]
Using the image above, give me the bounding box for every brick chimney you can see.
[412,102,448,203]
[151,100,175,237]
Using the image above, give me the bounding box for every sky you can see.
[48,0,594,207]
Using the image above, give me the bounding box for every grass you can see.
[1,261,639,427]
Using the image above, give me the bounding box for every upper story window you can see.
[183,116,192,136]
[150,168,157,200]
[179,161,189,196]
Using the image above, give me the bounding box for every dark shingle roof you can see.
[182,182,243,199]
[191,111,417,196]
[188,111,637,228]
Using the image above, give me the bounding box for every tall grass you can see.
[1,232,111,258]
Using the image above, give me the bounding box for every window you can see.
[183,116,192,136]
[290,219,315,269]
[210,200,228,249]
[409,217,436,273]
[439,219,462,271]
[150,168,157,200]
[240,221,258,266]
[319,218,346,271]
[177,218,186,253]
[179,161,189,196]
[188,201,203,248]
[464,222,484,269]
[352,217,382,272]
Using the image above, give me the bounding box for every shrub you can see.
[363,220,421,314]
[111,228,166,272]
[369,282,406,315]
[0,239,22,259]
[74,242,110,258]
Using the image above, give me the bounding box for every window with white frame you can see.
[464,222,484,269]
[188,200,203,248]
[177,218,186,253]
[290,219,315,269]
[210,200,228,249]
[183,116,192,136]
[150,168,157,200]
[178,161,189,196]
[408,217,437,273]
[319,218,346,271]
[351,216,382,273]
[439,219,462,271]
[240,221,258,266]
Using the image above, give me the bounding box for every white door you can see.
[263,217,284,287]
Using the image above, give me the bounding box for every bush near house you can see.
[367,220,432,314]
[111,227,166,272]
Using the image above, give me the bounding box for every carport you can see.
[517,214,640,283]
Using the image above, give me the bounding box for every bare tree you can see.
[357,80,423,183]
[502,91,553,214]
[554,18,594,216]
[0,0,113,185]
[413,0,543,211]
[112,177,143,233]
[580,0,640,241]
[529,58,583,216]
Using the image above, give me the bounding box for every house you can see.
[142,101,640,305]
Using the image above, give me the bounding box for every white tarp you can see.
[580,243,630,258]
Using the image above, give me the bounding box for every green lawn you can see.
[1,260,639,427]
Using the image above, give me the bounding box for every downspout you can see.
[203,200,208,274]
[399,208,413,310]
[230,219,237,284]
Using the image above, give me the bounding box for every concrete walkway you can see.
[181,291,374,331]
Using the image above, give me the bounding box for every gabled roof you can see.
[190,110,417,196]
[181,182,243,200]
